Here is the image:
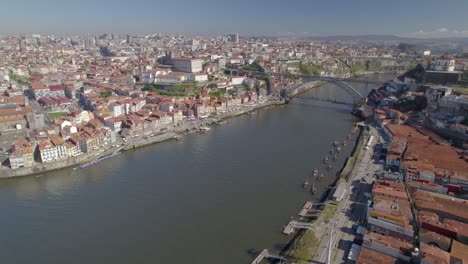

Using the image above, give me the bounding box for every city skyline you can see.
[2,0,468,38]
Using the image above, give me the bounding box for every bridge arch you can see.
[284,77,365,101]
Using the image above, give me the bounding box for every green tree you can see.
[298,62,323,75]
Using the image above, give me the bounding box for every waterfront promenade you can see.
[312,125,381,263]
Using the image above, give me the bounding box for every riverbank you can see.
[280,123,368,263]
[0,99,284,179]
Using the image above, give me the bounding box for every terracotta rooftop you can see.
[386,124,468,178]
[365,231,413,255]
[421,243,450,264]
[451,240,468,263]
[412,189,468,221]
[357,247,398,264]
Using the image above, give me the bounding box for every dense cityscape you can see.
[1,2,468,263]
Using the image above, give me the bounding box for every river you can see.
[0,74,394,263]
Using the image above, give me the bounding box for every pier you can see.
[251,249,287,264]
[298,201,324,218]
[283,220,314,235]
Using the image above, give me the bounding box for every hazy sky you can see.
[2,0,468,37]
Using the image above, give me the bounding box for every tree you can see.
[298,62,323,76]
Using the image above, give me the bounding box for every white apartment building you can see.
[172,58,202,73]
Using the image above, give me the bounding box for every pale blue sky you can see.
[1,0,468,37]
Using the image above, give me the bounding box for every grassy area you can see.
[209,91,223,99]
[340,157,356,181]
[351,64,365,74]
[142,82,202,97]
[289,230,320,263]
[48,112,68,119]
[288,203,338,262]
[99,91,112,98]
[298,62,324,75]
[321,203,338,222]
[241,61,263,72]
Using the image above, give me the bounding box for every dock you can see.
[283,220,314,235]
[298,201,324,218]
[251,249,287,264]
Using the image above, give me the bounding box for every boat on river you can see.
[313,169,318,177]
[318,173,324,180]
[303,177,310,188]
[337,147,341,153]
[198,126,211,132]
[311,184,317,194]
[324,156,329,164]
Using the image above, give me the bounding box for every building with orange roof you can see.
[450,240,468,264]
[420,243,451,264]
[8,138,35,169]
[385,124,468,189]
[412,189,468,224]
[360,231,413,263]
[368,180,414,242]
[357,247,399,264]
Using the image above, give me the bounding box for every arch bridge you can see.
[223,67,386,103]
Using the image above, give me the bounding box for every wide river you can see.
[0,74,394,263]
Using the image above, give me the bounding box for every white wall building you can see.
[231,76,245,86]
[431,54,456,72]
[172,58,202,73]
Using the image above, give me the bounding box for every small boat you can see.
[313,169,318,177]
[333,155,338,160]
[337,147,341,153]
[318,173,324,180]
[198,126,211,132]
[174,135,181,140]
[330,149,334,155]
[342,141,347,146]
[324,156,329,164]
[333,141,339,147]
[311,184,317,194]
[303,177,310,188]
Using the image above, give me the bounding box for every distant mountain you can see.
[301,34,468,44]
[304,34,404,42]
